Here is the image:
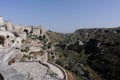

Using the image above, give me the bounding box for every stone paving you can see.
[0,63,27,80]
[0,62,61,80]
[10,62,59,80]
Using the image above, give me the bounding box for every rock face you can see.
[0,63,27,80]
[10,62,48,80]
[47,31,66,43]
[71,28,120,80]
[50,27,120,80]
[0,62,60,80]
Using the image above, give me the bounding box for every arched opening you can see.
[0,35,5,45]
[0,73,4,80]
[40,29,42,34]
[24,29,28,35]
[43,35,46,39]
[39,35,42,40]
[7,35,9,38]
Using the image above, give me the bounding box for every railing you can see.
[21,60,67,80]
[48,62,68,80]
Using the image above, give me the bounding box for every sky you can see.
[0,0,120,33]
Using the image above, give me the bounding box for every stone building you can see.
[0,16,6,31]
[0,31,15,48]
[23,26,31,33]
[32,26,47,36]
[0,16,4,25]
[17,31,27,40]
[13,25,23,31]
[5,21,13,31]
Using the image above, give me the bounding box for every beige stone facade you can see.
[5,21,13,31]
[0,16,4,25]
[32,26,46,36]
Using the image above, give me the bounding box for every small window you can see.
[7,35,9,38]
[40,29,42,34]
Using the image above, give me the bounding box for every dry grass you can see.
[85,66,103,80]
[30,51,44,56]
[66,71,74,80]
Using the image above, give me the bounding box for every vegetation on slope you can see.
[48,27,120,80]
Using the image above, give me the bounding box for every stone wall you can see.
[32,26,46,36]
[5,21,13,31]
[0,16,4,25]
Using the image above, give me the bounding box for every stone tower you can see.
[0,16,4,25]
[5,21,13,30]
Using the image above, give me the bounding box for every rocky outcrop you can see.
[0,63,26,80]
[10,62,48,80]
[70,28,120,80]
[50,27,120,80]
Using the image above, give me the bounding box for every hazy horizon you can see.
[1,0,120,33]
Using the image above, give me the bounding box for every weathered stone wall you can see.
[0,16,4,25]
[0,47,15,64]
[5,21,13,31]
[0,63,27,80]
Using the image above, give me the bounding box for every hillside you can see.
[47,30,66,43]
[48,27,120,80]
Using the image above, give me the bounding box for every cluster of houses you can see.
[0,16,48,48]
